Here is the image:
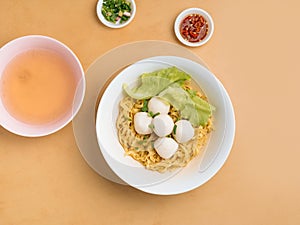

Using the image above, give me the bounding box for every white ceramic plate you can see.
[95,56,233,191]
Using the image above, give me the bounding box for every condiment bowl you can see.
[96,0,136,29]
[174,8,214,47]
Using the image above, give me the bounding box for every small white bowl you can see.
[174,8,214,47]
[96,0,136,29]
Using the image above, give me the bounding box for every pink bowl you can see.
[0,35,85,137]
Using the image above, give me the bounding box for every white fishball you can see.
[148,97,170,114]
[173,120,195,143]
[133,112,153,135]
[152,114,174,137]
[154,137,179,159]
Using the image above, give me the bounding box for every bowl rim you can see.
[174,8,214,47]
[96,0,136,29]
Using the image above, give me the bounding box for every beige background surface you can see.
[1,0,300,224]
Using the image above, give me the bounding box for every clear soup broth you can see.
[0,48,77,125]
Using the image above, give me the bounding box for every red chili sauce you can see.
[180,14,208,43]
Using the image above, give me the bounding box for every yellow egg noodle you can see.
[116,85,213,173]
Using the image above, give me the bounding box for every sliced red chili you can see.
[179,14,208,43]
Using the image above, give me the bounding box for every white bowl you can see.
[174,8,214,47]
[96,0,136,29]
[96,57,229,189]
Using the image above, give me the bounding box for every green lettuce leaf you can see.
[158,84,213,126]
[123,66,214,126]
[123,67,190,100]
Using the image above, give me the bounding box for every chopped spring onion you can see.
[101,0,132,24]
[141,99,148,112]
[173,124,177,135]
